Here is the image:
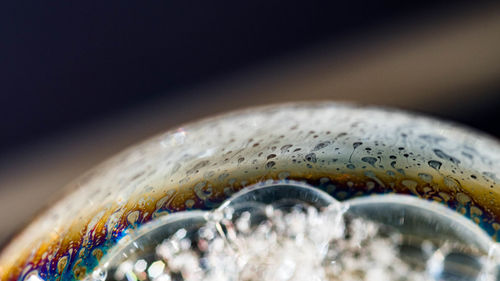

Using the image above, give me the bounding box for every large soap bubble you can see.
[1,102,500,281]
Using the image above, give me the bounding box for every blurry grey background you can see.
[1,1,500,246]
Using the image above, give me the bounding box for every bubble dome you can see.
[1,102,500,281]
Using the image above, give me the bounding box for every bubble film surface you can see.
[1,102,500,281]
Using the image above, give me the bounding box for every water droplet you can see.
[313,141,331,151]
[444,176,461,190]
[266,161,276,169]
[402,180,418,194]
[304,153,317,163]
[278,172,290,179]
[418,173,433,183]
[127,211,140,225]
[194,181,212,200]
[185,199,195,208]
[456,192,471,204]
[433,149,461,165]
[267,154,277,160]
[280,144,293,153]
[428,160,442,171]
[361,157,377,166]
[57,256,68,274]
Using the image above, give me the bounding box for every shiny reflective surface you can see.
[90,182,498,281]
[1,102,500,281]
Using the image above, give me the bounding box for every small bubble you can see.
[134,260,147,273]
[91,268,107,281]
[147,261,165,279]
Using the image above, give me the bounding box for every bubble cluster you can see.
[97,200,498,281]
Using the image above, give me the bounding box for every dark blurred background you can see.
[0,0,499,245]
